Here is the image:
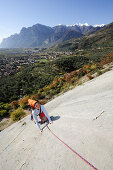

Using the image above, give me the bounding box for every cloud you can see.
[0,37,4,43]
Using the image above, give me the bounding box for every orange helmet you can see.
[28,99,37,107]
[28,99,40,109]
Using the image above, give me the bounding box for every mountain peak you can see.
[75,23,90,27]
[94,24,105,27]
[65,23,90,27]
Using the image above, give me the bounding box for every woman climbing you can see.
[28,99,53,133]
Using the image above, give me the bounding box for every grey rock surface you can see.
[0,69,113,170]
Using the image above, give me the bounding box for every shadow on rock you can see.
[50,115,60,121]
[38,115,60,125]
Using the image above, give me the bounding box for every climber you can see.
[28,99,53,133]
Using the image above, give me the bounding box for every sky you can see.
[0,0,113,42]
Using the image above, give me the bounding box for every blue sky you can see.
[0,0,113,42]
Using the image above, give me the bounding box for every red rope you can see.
[47,126,98,170]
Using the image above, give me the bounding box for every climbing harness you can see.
[47,126,97,170]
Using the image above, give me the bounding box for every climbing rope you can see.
[47,125,97,170]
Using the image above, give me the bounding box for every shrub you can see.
[70,77,78,84]
[47,89,55,98]
[63,82,71,90]
[54,88,61,94]
[0,103,11,117]
[38,92,46,99]
[43,86,50,92]
[70,70,77,77]
[19,97,29,109]
[10,100,19,109]
[90,64,97,70]
[83,64,91,73]
[10,107,25,121]
[97,70,102,76]
[39,98,47,105]
[87,73,94,80]
[0,110,7,117]
[63,73,72,82]
[3,103,11,111]
[99,52,113,68]
[31,93,40,101]
[83,64,90,69]
[77,69,86,78]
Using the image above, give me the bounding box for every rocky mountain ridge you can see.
[54,22,113,51]
[0,23,104,48]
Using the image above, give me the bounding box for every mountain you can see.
[0,23,104,48]
[54,22,113,51]
[0,24,54,48]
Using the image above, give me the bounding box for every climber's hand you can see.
[49,121,53,124]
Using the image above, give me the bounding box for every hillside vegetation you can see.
[0,50,113,124]
[0,55,91,104]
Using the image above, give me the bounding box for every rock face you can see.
[0,23,103,48]
[0,68,113,170]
